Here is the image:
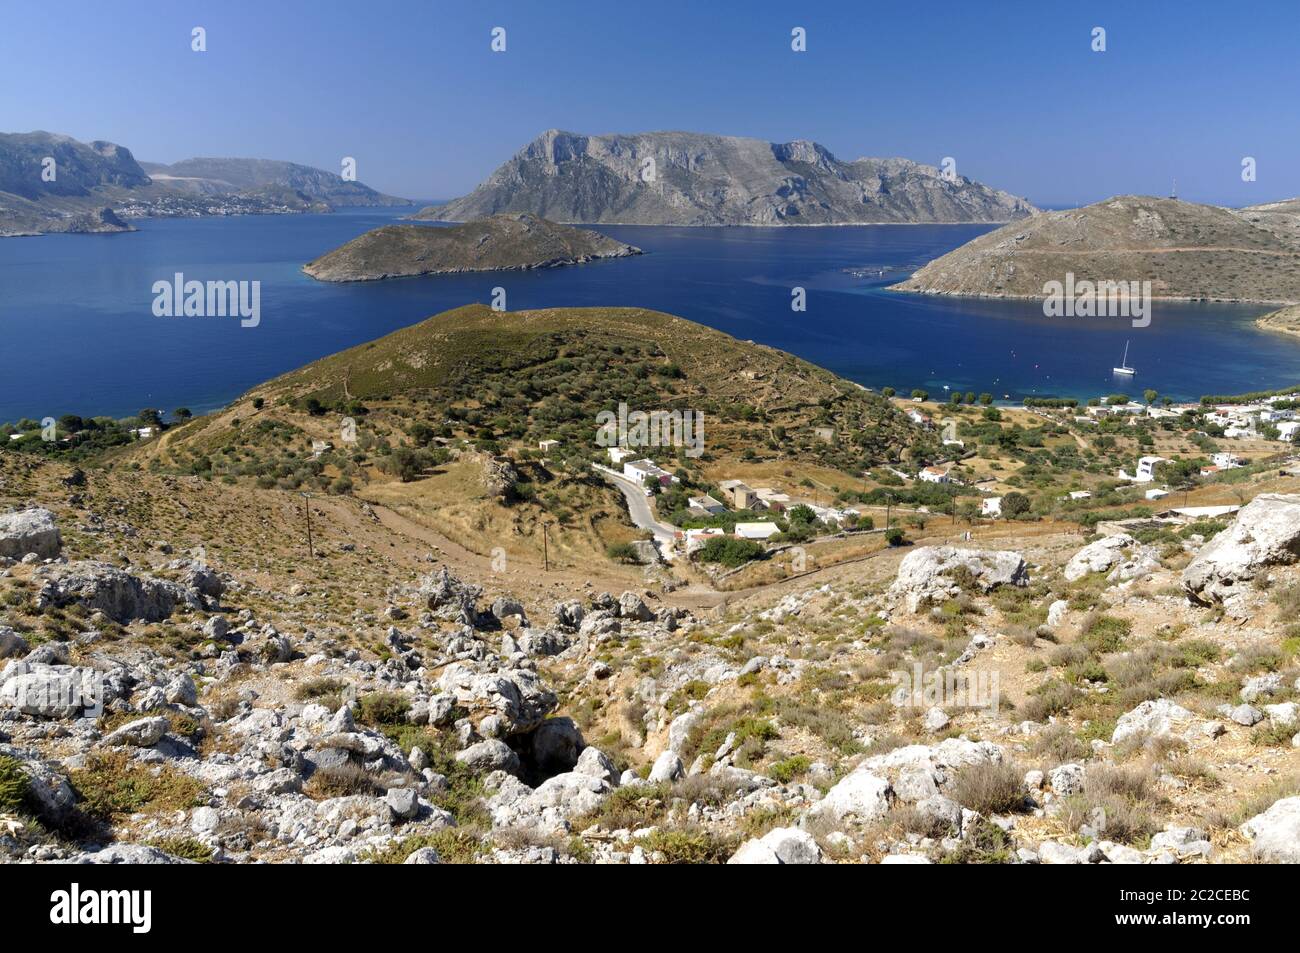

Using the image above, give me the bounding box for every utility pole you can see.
[301,492,314,558]
[542,522,550,572]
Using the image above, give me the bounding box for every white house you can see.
[607,446,636,465]
[981,497,1002,517]
[734,521,780,541]
[682,527,726,554]
[907,409,932,427]
[131,427,156,439]
[1278,421,1300,442]
[1067,490,1092,501]
[624,458,675,487]
[688,494,726,515]
[918,466,951,484]
[1120,455,1166,483]
[311,439,333,458]
[539,439,560,453]
[1145,488,1170,500]
[1211,452,1243,469]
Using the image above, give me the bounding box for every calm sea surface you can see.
[1,207,1297,421]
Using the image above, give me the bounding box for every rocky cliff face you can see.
[423,130,1036,226]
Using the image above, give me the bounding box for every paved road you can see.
[598,469,679,558]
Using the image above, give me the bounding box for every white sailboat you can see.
[1113,340,1136,376]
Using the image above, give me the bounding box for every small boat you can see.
[1113,340,1136,376]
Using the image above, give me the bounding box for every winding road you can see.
[596,466,679,559]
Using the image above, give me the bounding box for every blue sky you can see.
[3,0,1298,206]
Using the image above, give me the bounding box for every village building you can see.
[734,521,780,541]
[623,458,676,487]
[918,465,951,484]
[718,479,758,509]
[681,527,726,554]
[687,494,726,515]
[1119,455,1166,483]
[754,488,791,512]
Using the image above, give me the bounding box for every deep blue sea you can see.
[2,207,1298,422]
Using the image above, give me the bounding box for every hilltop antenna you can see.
[1169,178,1178,200]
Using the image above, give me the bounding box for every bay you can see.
[1,208,1297,422]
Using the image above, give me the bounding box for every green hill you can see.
[167,304,930,479]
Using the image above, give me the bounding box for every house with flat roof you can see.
[687,494,726,515]
[734,521,780,541]
[539,439,560,453]
[718,479,757,509]
[918,466,951,484]
[623,458,675,487]
[754,488,791,512]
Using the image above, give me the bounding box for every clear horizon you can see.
[3,0,1299,208]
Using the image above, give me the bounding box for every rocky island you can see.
[419,129,1036,226]
[890,195,1300,303]
[302,213,642,282]
[0,131,409,237]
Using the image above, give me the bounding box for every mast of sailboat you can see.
[1122,340,1130,367]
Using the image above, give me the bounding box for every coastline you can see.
[1255,304,1300,339]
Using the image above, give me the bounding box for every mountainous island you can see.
[891,195,1300,303]
[303,213,641,282]
[0,131,409,237]
[418,129,1036,226]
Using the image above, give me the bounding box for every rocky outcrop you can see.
[425,129,1035,226]
[1241,797,1300,863]
[35,560,213,622]
[481,455,519,502]
[890,546,1028,612]
[1182,494,1300,606]
[1064,533,1162,585]
[0,507,61,560]
[1111,699,1197,745]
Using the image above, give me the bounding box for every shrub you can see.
[768,755,812,784]
[0,755,29,814]
[148,836,214,863]
[605,542,640,564]
[1080,613,1131,654]
[362,828,484,865]
[70,752,205,822]
[696,537,765,567]
[640,827,736,864]
[947,760,1027,814]
[356,692,410,726]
